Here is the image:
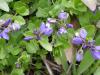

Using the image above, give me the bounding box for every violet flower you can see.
[79,28,87,39]
[66,24,73,28]
[1,32,9,40]
[57,27,67,34]
[39,22,53,36]
[3,28,10,33]
[72,28,87,45]
[58,11,68,20]
[91,46,100,59]
[3,18,11,27]
[76,50,83,62]
[72,37,83,45]
[0,33,2,38]
[47,18,57,23]
[24,36,33,41]
[10,23,20,31]
[82,44,88,49]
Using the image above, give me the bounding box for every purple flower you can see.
[3,28,10,33]
[80,28,87,39]
[72,37,83,45]
[44,29,53,36]
[3,18,11,27]
[57,27,67,34]
[40,22,46,32]
[15,62,21,68]
[0,33,2,38]
[39,22,53,36]
[95,46,100,51]
[91,50,100,60]
[90,46,100,59]
[76,50,83,62]
[16,63,21,68]
[36,35,41,40]
[1,32,9,40]
[47,18,57,23]
[58,11,68,20]
[24,36,33,41]
[88,40,95,47]
[82,44,88,49]
[66,24,73,28]
[10,23,20,31]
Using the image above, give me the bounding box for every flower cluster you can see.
[72,28,100,61]
[24,11,73,41]
[24,22,53,41]
[0,19,20,40]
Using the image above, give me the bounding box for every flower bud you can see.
[47,18,57,23]
[66,24,73,28]
[24,36,33,41]
[76,50,83,62]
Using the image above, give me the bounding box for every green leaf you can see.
[28,17,41,31]
[0,0,9,12]
[84,25,96,40]
[39,36,52,51]
[0,39,6,47]
[36,7,49,17]
[26,40,39,53]
[60,48,68,74]
[0,48,7,59]
[94,66,100,75]
[20,51,30,64]
[5,0,13,2]
[23,31,34,36]
[14,1,29,16]
[11,69,24,75]
[77,50,95,75]
[49,4,62,17]
[0,14,12,20]
[95,35,100,45]
[73,0,87,12]
[53,47,68,75]
[10,46,21,55]
[38,0,50,8]
[13,16,25,25]
[78,13,90,26]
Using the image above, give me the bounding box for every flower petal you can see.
[58,11,69,20]
[76,50,83,62]
[1,32,9,40]
[80,28,87,39]
[66,24,73,28]
[91,49,100,59]
[24,36,33,41]
[72,37,83,45]
[3,18,11,27]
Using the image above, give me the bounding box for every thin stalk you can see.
[42,57,54,75]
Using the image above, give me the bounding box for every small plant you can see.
[0,0,100,75]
